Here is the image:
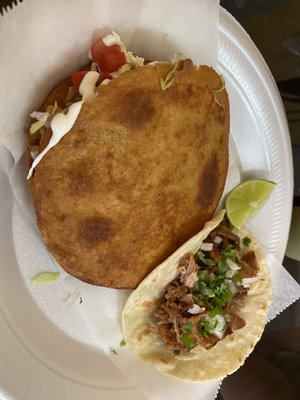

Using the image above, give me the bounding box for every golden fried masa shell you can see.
[122,211,272,381]
[28,61,230,289]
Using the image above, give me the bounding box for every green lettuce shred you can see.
[29,102,62,135]
[160,53,181,91]
[29,114,48,135]
[31,272,61,284]
[213,75,225,107]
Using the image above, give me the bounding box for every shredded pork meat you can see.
[153,222,259,354]
[178,253,199,288]
[241,251,259,278]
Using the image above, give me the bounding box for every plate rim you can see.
[0,6,294,399]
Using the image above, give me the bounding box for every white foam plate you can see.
[0,7,293,400]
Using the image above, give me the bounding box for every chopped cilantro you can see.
[217,257,227,275]
[79,297,83,304]
[180,323,193,331]
[221,287,234,303]
[109,348,118,355]
[193,261,237,315]
[200,317,212,333]
[198,329,209,338]
[221,245,236,259]
[243,237,251,247]
[211,304,222,317]
[189,226,245,341]
[180,333,195,348]
[120,339,127,347]
[196,250,215,267]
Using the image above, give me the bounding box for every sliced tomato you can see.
[90,38,126,73]
[97,73,112,85]
[70,70,89,96]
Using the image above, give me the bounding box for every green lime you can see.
[225,179,276,229]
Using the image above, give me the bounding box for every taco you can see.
[27,33,230,289]
[122,210,272,381]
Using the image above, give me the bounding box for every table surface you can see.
[219,1,300,399]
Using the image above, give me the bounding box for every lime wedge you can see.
[225,179,276,229]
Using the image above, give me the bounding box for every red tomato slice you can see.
[97,73,112,85]
[70,70,89,96]
[90,38,126,73]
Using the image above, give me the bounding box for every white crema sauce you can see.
[27,71,100,179]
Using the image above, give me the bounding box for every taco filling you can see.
[122,211,271,381]
[153,218,259,354]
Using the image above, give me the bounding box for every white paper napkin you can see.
[0,0,219,163]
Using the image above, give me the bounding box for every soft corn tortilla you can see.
[122,211,272,381]
[28,60,229,289]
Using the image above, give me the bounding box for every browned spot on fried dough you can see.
[197,155,219,208]
[69,170,94,195]
[110,88,155,130]
[79,217,114,246]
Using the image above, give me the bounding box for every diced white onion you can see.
[188,304,206,314]
[214,235,223,244]
[225,270,235,278]
[225,279,237,294]
[30,149,39,160]
[203,288,213,297]
[226,258,240,271]
[209,272,216,280]
[30,111,49,121]
[213,330,225,340]
[210,315,227,339]
[200,242,214,251]
[242,277,259,288]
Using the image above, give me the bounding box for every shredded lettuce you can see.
[29,102,62,135]
[64,86,83,106]
[31,272,60,284]
[160,53,181,91]
[29,112,49,135]
[213,75,225,107]
[46,101,62,115]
